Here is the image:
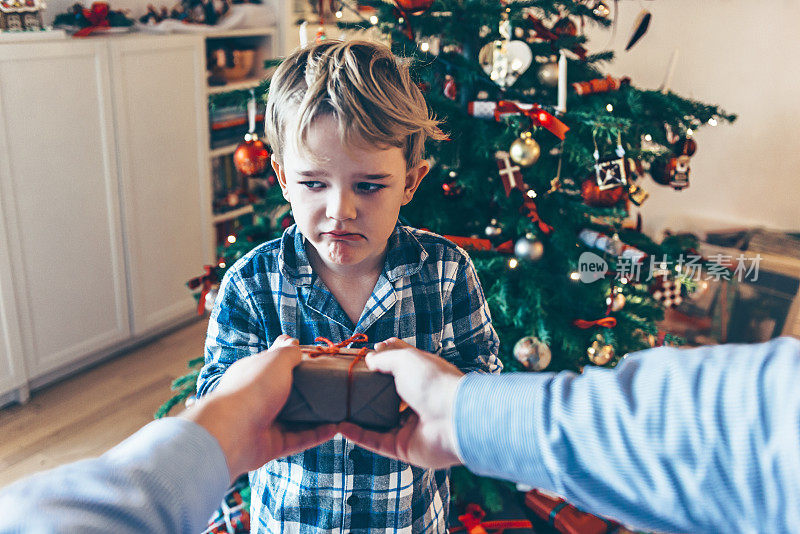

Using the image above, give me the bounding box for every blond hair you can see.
[265,39,446,169]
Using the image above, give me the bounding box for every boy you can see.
[198,39,502,533]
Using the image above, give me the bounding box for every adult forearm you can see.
[453,338,800,533]
[0,418,229,534]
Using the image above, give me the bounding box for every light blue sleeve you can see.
[0,417,230,534]
[453,336,800,533]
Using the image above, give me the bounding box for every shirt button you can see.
[346,494,359,507]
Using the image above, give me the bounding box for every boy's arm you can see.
[441,254,502,374]
[198,268,268,397]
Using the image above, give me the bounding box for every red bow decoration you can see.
[187,265,219,316]
[495,101,570,140]
[306,334,370,419]
[75,2,110,37]
[449,504,533,534]
[573,317,617,329]
[526,14,588,59]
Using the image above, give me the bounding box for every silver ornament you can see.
[513,336,551,371]
[514,234,544,261]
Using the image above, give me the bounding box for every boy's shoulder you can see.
[401,226,472,265]
[224,234,283,279]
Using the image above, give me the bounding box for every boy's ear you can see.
[402,159,431,205]
[271,155,290,201]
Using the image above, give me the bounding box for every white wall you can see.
[585,0,800,236]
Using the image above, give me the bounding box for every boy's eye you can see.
[299,181,324,190]
[357,182,385,193]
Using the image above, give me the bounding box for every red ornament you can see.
[233,133,270,177]
[443,75,457,100]
[392,0,432,16]
[442,181,463,198]
[581,178,624,207]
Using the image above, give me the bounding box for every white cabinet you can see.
[0,200,28,401]
[0,40,132,382]
[109,35,213,335]
[0,35,211,397]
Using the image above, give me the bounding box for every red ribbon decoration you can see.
[495,101,570,140]
[307,334,370,419]
[573,317,618,329]
[444,235,514,255]
[521,196,553,234]
[449,504,533,534]
[74,2,110,37]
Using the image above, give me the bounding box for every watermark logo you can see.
[578,252,608,283]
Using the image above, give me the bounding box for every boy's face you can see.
[272,114,429,275]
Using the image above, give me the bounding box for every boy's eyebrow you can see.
[295,171,392,180]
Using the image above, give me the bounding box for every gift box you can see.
[524,489,620,534]
[278,337,401,431]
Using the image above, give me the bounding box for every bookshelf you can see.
[203,17,284,250]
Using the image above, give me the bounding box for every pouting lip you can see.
[323,231,363,237]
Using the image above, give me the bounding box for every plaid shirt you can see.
[198,223,501,533]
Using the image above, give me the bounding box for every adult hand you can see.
[182,335,336,482]
[339,338,465,469]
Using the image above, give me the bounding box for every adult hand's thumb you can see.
[365,349,407,375]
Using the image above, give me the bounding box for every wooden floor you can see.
[0,318,208,488]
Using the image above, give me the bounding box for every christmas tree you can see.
[162,0,735,519]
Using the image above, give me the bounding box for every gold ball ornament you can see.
[513,336,552,371]
[611,292,626,311]
[509,133,541,167]
[587,339,614,365]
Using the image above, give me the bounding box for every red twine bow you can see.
[573,317,618,329]
[75,2,110,37]
[449,504,533,534]
[307,334,370,419]
[495,101,570,140]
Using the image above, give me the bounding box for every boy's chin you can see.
[322,242,366,266]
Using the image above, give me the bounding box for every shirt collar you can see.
[278,223,428,286]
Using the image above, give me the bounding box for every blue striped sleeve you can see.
[453,337,800,533]
[1,418,230,534]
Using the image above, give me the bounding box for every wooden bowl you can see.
[221,50,255,81]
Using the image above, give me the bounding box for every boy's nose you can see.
[326,190,357,221]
